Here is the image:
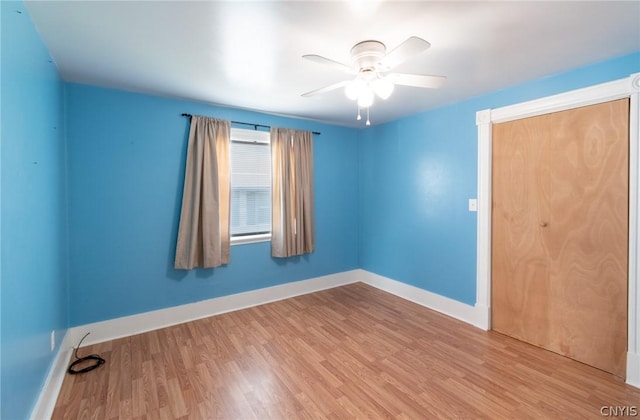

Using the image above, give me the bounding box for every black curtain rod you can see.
[181,113,320,135]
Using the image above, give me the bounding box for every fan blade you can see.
[302,54,353,73]
[301,80,350,97]
[389,73,446,89]
[380,36,431,71]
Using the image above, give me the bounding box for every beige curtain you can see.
[271,127,315,258]
[174,116,231,269]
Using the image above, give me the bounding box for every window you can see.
[230,128,271,244]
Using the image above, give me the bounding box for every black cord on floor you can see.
[67,332,106,375]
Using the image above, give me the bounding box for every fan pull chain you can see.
[355,105,371,126]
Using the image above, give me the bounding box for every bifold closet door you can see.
[492,99,629,377]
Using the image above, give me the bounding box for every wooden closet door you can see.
[492,99,629,377]
[492,115,552,347]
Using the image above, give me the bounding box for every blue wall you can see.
[358,52,640,305]
[65,84,359,326]
[1,2,69,419]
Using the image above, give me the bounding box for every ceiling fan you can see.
[302,36,446,125]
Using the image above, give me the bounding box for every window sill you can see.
[231,233,271,246]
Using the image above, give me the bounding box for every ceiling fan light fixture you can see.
[372,77,394,100]
[345,79,365,100]
[357,88,374,108]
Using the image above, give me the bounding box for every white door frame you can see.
[476,73,640,387]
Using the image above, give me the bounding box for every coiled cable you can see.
[67,332,106,375]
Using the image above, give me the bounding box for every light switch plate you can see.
[469,199,477,212]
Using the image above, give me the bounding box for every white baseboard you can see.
[628,351,640,388]
[67,270,360,347]
[358,269,486,329]
[30,332,73,420]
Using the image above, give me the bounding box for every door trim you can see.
[476,73,640,386]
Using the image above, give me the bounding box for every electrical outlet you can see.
[469,198,478,212]
[50,330,55,352]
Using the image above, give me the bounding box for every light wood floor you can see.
[53,283,640,419]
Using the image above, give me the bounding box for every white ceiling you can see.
[25,1,640,128]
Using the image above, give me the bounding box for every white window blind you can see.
[230,128,271,238]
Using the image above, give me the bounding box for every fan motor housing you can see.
[350,40,386,69]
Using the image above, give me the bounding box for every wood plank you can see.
[52,283,640,419]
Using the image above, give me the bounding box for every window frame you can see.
[229,127,272,246]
